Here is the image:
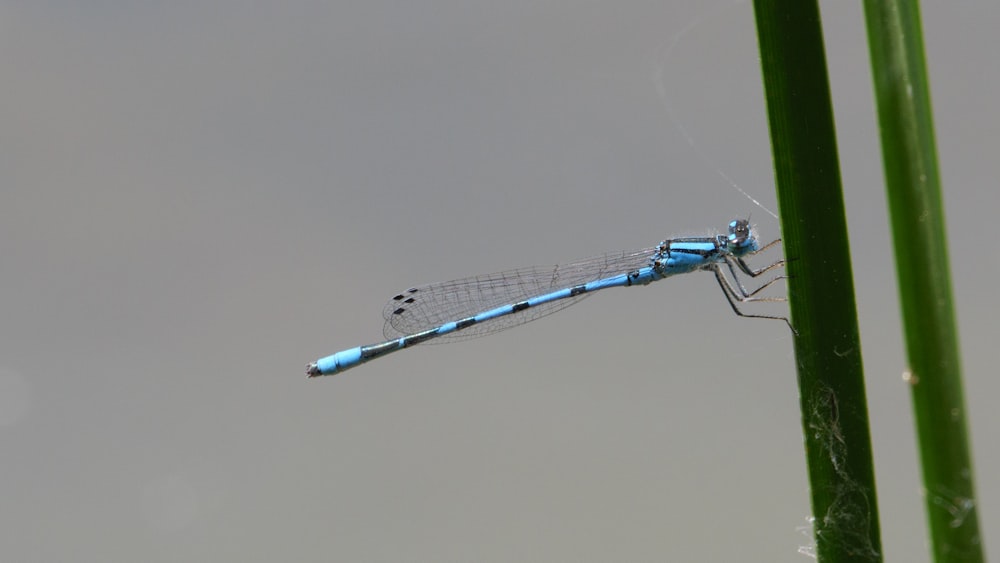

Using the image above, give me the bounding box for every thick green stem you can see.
[752,1,881,560]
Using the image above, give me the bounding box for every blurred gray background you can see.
[2,1,996,561]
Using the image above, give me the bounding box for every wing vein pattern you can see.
[382,247,658,343]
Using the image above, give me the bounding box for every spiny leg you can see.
[754,237,783,255]
[732,238,786,278]
[712,264,796,333]
[722,236,788,297]
[715,263,788,304]
[723,256,787,299]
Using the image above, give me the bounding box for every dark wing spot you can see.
[393,288,419,301]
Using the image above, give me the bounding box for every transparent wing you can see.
[382,247,658,342]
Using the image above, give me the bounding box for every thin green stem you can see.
[863,1,983,561]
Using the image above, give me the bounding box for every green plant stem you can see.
[863,1,983,561]
[752,1,881,560]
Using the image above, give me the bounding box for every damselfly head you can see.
[726,218,761,256]
[727,219,755,247]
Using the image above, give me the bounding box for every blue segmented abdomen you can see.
[310,266,661,375]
